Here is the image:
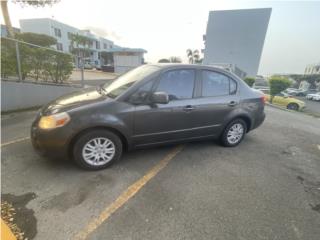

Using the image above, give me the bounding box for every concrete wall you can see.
[114,53,143,74]
[1,81,82,112]
[203,8,271,77]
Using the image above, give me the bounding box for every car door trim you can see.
[132,123,221,138]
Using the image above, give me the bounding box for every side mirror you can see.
[151,92,169,104]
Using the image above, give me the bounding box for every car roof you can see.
[148,63,233,73]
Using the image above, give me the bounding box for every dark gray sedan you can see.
[31,64,265,170]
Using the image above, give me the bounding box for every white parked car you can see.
[284,88,307,96]
[306,92,320,101]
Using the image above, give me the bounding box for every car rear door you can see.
[188,69,240,137]
[132,68,198,146]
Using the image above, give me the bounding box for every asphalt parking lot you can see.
[296,96,320,117]
[1,106,320,240]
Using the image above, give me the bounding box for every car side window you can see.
[201,70,237,97]
[156,69,195,100]
[129,80,154,104]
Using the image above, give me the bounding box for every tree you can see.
[1,0,60,38]
[69,33,92,67]
[158,58,170,63]
[16,32,57,47]
[269,77,291,103]
[186,49,193,64]
[186,49,202,64]
[289,74,320,89]
[169,56,182,63]
[244,77,255,87]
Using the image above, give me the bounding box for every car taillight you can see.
[261,95,266,105]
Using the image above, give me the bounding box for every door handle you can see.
[228,101,237,107]
[183,105,195,112]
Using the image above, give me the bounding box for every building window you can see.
[54,28,61,38]
[103,43,107,49]
[67,32,73,40]
[57,43,63,51]
[96,41,100,49]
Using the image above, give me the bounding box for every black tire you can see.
[220,119,247,147]
[73,129,122,170]
[287,103,299,111]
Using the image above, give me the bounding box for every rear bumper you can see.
[251,112,265,130]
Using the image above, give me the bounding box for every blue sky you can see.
[2,0,320,75]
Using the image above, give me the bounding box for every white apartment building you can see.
[305,63,320,75]
[203,8,272,77]
[19,18,146,73]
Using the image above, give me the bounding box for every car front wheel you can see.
[221,119,247,147]
[73,129,122,170]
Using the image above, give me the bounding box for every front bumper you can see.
[31,119,71,159]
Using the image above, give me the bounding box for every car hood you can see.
[42,87,108,115]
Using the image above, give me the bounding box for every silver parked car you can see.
[306,92,320,101]
[31,64,266,170]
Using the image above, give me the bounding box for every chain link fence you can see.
[1,37,80,86]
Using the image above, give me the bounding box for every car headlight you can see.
[38,112,70,130]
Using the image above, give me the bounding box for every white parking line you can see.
[1,137,30,147]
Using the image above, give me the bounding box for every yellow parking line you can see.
[73,145,184,240]
[1,137,30,147]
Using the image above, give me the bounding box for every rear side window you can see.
[156,69,195,100]
[201,70,237,97]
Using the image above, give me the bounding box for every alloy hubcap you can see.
[227,123,244,144]
[82,137,115,166]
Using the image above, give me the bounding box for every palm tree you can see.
[169,56,182,63]
[1,1,14,37]
[186,49,202,64]
[1,0,60,38]
[193,50,200,63]
[186,49,193,64]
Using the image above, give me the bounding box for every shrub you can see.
[244,77,255,87]
[16,32,57,47]
[1,38,17,78]
[269,77,291,103]
[1,37,73,83]
[158,59,170,63]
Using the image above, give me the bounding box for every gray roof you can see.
[103,47,147,53]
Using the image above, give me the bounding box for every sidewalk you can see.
[70,69,118,81]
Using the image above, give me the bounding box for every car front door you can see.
[188,69,240,137]
[132,69,198,147]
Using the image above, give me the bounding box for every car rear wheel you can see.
[221,119,247,147]
[73,130,122,170]
[287,103,299,111]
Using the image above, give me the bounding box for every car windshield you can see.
[102,65,159,98]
